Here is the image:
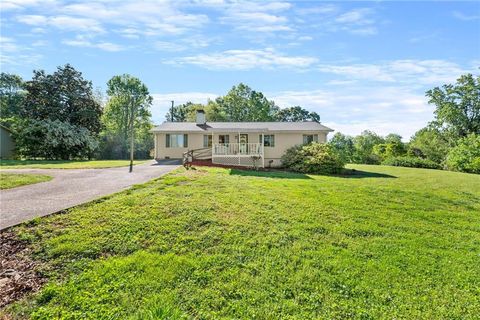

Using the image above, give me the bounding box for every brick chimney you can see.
[196,110,206,125]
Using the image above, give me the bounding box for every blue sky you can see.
[1,0,479,139]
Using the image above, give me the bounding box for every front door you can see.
[239,134,248,154]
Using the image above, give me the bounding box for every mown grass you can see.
[0,173,53,189]
[4,165,480,319]
[0,160,148,169]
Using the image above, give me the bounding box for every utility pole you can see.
[171,100,174,122]
[129,101,135,173]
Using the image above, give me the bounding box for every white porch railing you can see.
[213,143,263,156]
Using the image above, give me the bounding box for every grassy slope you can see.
[6,165,480,319]
[0,173,53,190]
[0,160,148,169]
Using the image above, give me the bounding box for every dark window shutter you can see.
[184,134,188,147]
[166,134,170,148]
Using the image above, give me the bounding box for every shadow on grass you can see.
[0,160,73,167]
[229,168,396,179]
[229,169,312,179]
[336,169,397,179]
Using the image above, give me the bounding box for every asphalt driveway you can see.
[0,160,180,229]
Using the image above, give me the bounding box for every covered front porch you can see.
[209,130,266,168]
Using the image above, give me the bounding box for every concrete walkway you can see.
[0,160,180,230]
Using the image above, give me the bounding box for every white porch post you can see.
[211,131,214,160]
[261,132,264,168]
[238,131,241,165]
[154,133,157,159]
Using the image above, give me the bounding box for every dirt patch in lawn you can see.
[0,231,46,308]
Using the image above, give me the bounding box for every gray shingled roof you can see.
[151,122,333,133]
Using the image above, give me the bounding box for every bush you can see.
[446,134,480,174]
[373,142,407,161]
[281,143,345,174]
[382,156,441,169]
[97,131,153,160]
[12,119,98,160]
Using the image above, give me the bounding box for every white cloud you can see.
[60,1,209,36]
[333,8,378,35]
[95,42,124,52]
[298,6,379,36]
[62,38,124,52]
[0,36,19,52]
[17,14,105,33]
[12,0,210,51]
[16,14,47,25]
[0,36,42,66]
[154,41,188,52]
[298,36,313,41]
[336,8,373,24]
[219,1,292,33]
[453,11,480,21]
[31,27,46,33]
[170,48,318,70]
[153,35,213,52]
[318,60,470,86]
[296,4,338,15]
[0,0,56,11]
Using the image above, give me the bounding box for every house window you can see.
[260,134,275,147]
[166,134,188,148]
[303,134,318,144]
[218,135,229,144]
[203,135,212,147]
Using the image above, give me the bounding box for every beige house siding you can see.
[155,133,204,159]
[154,131,328,167]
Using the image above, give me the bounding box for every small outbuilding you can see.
[0,125,15,159]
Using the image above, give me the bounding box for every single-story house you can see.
[151,110,333,168]
[0,125,15,159]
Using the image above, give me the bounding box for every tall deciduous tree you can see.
[22,64,102,134]
[11,65,101,160]
[275,106,320,122]
[446,133,480,173]
[0,73,25,125]
[165,102,202,122]
[409,127,450,164]
[105,74,152,171]
[329,132,355,163]
[426,73,480,138]
[215,83,279,121]
[353,130,385,164]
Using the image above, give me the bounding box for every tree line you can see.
[1,65,478,173]
[0,65,153,160]
[328,73,479,174]
[166,83,320,122]
[0,68,321,161]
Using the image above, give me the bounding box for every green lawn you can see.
[0,173,53,189]
[0,159,149,169]
[5,165,480,319]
